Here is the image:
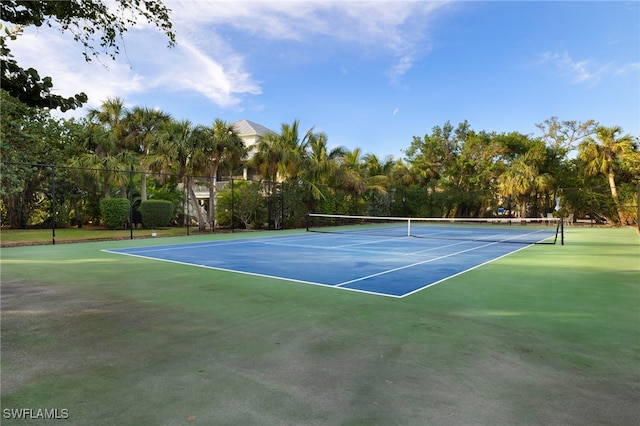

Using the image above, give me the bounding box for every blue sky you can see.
[9,0,640,158]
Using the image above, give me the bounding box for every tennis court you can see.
[105,216,561,297]
[3,226,639,426]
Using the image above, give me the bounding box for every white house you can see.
[232,119,274,181]
[192,119,273,201]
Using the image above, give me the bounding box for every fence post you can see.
[280,182,284,230]
[129,166,134,240]
[51,165,56,245]
[231,177,234,233]
[186,176,190,236]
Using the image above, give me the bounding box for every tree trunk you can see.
[208,179,215,229]
[140,171,147,201]
[520,194,527,218]
[208,166,218,229]
[104,179,111,198]
[188,185,206,231]
[608,171,625,225]
[72,198,83,228]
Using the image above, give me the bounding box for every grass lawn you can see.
[0,226,209,247]
[1,227,639,425]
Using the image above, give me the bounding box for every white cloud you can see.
[8,26,145,114]
[539,51,640,86]
[167,0,448,80]
[540,51,612,85]
[142,35,261,107]
[5,0,449,113]
[613,62,640,77]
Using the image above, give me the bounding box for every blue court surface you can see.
[104,231,543,298]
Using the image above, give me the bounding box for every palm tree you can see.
[87,97,129,140]
[251,120,311,183]
[337,148,367,214]
[189,119,246,229]
[124,106,172,201]
[363,153,394,194]
[251,131,282,183]
[148,119,206,227]
[70,98,136,199]
[302,131,345,200]
[579,126,635,224]
[276,120,307,180]
[498,148,553,218]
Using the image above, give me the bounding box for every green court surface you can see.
[1,227,639,425]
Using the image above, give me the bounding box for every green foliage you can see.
[139,200,174,228]
[99,198,130,229]
[0,24,87,111]
[1,0,174,111]
[0,90,88,227]
[216,180,265,229]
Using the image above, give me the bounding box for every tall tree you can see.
[499,143,553,218]
[189,119,245,229]
[337,148,368,214]
[450,131,507,217]
[0,89,85,227]
[578,126,636,224]
[124,106,172,201]
[70,98,137,199]
[302,131,344,201]
[535,117,597,155]
[147,119,208,228]
[251,132,282,183]
[251,119,311,182]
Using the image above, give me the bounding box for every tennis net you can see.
[306,214,564,245]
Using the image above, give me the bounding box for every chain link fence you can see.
[0,162,305,244]
[2,162,638,244]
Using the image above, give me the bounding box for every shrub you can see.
[139,199,174,228]
[99,198,131,229]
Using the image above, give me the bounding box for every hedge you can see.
[139,199,174,228]
[99,198,131,229]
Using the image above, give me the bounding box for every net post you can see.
[561,216,564,245]
[407,218,411,237]
[305,214,310,232]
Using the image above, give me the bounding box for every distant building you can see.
[232,119,274,181]
[233,119,273,153]
[192,119,273,201]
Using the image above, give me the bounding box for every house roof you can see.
[232,119,273,137]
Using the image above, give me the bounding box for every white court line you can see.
[405,239,473,255]
[103,249,404,298]
[259,235,403,250]
[103,239,253,254]
[399,243,533,298]
[336,240,501,287]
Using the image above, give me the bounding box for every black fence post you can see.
[231,177,234,233]
[280,182,284,230]
[51,165,56,245]
[129,166,134,240]
[186,176,190,236]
